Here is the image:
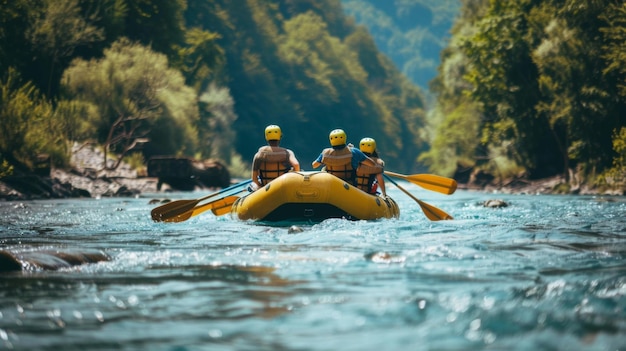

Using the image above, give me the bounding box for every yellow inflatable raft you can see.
[230,171,400,222]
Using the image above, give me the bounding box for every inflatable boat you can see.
[230,171,399,222]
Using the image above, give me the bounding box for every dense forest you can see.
[422,0,625,188]
[0,0,427,178]
[341,0,461,95]
[1,0,625,190]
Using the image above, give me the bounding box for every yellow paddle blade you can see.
[383,174,453,221]
[151,180,252,222]
[162,208,195,223]
[416,199,453,221]
[162,195,240,223]
[152,200,199,222]
[384,171,457,195]
[210,196,239,216]
[409,174,457,195]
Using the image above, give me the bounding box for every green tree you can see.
[424,0,499,178]
[0,68,42,171]
[463,0,559,179]
[428,0,625,187]
[0,0,37,79]
[341,0,461,91]
[173,28,225,92]
[27,0,104,95]
[177,0,428,172]
[601,2,626,97]
[0,68,57,172]
[278,11,367,103]
[419,98,482,176]
[601,127,626,186]
[121,0,187,59]
[1,0,431,176]
[344,26,390,89]
[61,38,199,169]
[198,83,238,163]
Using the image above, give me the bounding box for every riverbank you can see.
[0,168,160,201]
[1,142,623,200]
[460,174,624,196]
[0,144,161,201]
[1,168,623,201]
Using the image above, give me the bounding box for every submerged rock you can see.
[0,248,111,272]
[287,225,304,234]
[483,199,509,208]
[0,174,91,200]
[364,251,406,264]
[0,251,22,272]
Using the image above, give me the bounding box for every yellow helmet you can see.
[329,129,347,147]
[265,125,282,141]
[359,137,376,154]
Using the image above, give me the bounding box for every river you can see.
[0,183,625,350]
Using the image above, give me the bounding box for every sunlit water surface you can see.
[0,185,625,351]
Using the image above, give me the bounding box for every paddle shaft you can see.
[186,179,251,204]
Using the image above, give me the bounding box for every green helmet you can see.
[329,129,347,146]
[359,137,376,154]
[265,125,282,141]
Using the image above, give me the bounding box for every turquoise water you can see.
[1,184,625,350]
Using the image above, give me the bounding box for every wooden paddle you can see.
[384,171,457,195]
[151,180,252,222]
[162,196,241,223]
[384,175,453,221]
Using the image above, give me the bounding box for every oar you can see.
[151,179,252,222]
[163,196,241,223]
[210,196,240,216]
[384,175,453,221]
[384,171,457,195]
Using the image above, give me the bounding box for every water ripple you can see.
[0,192,625,350]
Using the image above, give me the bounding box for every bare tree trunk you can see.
[549,123,570,182]
[101,113,150,172]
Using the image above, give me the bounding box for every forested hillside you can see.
[341,0,461,96]
[422,0,625,189]
[2,0,624,190]
[1,0,427,177]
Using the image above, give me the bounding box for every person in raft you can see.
[311,129,381,188]
[355,137,386,196]
[250,124,301,191]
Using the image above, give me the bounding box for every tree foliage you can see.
[184,0,428,171]
[3,0,429,175]
[61,39,199,166]
[2,0,623,186]
[198,83,237,163]
[28,0,104,95]
[599,2,626,99]
[0,68,62,171]
[603,127,626,185]
[341,0,461,92]
[427,0,626,184]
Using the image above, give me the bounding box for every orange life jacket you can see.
[355,157,384,194]
[320,147,355,184]
[254,146,291,185]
